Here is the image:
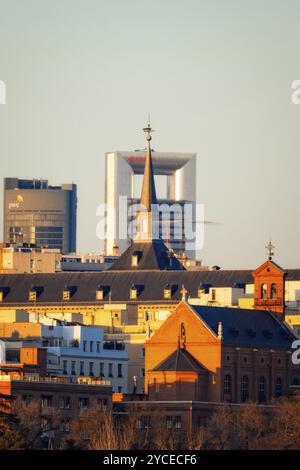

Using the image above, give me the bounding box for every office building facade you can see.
[104,150,196,257]
[3,178,77,253]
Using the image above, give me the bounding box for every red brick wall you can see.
[253,260,285,314]
[145,302,222,401]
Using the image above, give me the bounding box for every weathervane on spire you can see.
[143,114,154,142]
[265,238,275,260]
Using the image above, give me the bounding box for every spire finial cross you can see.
[143,115,154,142]
[181,284,187,301]
[265,238,275,260]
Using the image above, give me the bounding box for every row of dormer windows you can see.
[0,283,255,302]
[20,284,181,302]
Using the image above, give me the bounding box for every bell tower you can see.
[252,240,285,316]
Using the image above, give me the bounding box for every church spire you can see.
[134,118,159,242]
[140,117,157,211]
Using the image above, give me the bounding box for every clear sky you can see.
[0,0,300,269]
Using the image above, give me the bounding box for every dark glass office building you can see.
[3,178,77,253]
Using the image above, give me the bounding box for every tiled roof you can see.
[153,347,208,372]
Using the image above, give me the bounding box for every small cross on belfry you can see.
[181,285,187,301]
[265,239,275,260]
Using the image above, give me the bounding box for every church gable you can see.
[253,259,285,314]
[253,259,284,278]
[146,300,218,348]
[145,301,221,383]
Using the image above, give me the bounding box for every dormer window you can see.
[131,251,142,267]
[164,284,172,299]
[96,287,104,300]
[246,328,256,338]
[29,289,37,302]
[96,285,110,301]
[229,327,239,337]
[131,255,138,266]
[130,285,138,300]
[198,287,205,298]
[63,287,70,301]
[263,329,273,339]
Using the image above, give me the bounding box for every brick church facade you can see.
[145,301,300,404]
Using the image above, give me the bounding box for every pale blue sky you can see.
[0,0,300,268]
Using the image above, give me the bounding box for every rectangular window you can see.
[63,360,68,375]
[59,397,71,410]
[90,341,94,353]
[41,417,51,432]
[166,416,173,429]
[96,289,104,300]
[89,362,94,377]
[141,348,145,358]
[41,395,53,408]
[79,361,84,376]
[140,368,145,378]
[139,416,151,429]
[211,289,216,301]
[117,364,123,378]
[99,362,104,377]
[96,341,101,353]
[78,397,89,410]
[83,341,87,352]
[118,386,122,393]
[60,419,70,433]
[71,361,76,375]
[130,288,137,300]
[174,416,182,429]
[164,288,171,299]
[108,363,113,378]
[63,289,70,301]
[29,290,36,301]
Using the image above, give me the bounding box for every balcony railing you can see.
[0,374,111,386]
[255,298,283,306]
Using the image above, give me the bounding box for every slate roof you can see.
[153,347,208,372]
[140,141,157,211]
[109,240,185,271]
[0,269,299,305]
[192,304,297,349]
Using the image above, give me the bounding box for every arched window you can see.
[271,283,277,300]
[258,376,266,403]
[224,374,232,395]
[261,283,267,300]
[275,377,282,398]
[241,375,249,402]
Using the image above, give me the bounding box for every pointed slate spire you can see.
[108,122,185,271]
[140,118,157,211]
